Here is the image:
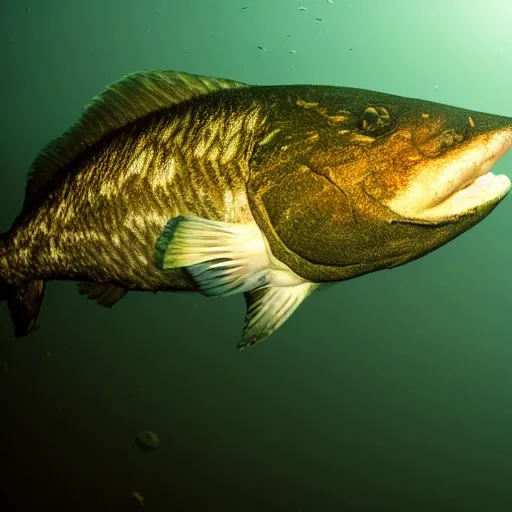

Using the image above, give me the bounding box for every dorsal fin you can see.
[24,70,249,209]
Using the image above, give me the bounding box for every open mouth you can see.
[388,130,512,221]
[440,170,511,214]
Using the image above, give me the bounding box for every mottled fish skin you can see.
[246,88,512,282]
[0,70,511,344]
[2,93,268,290]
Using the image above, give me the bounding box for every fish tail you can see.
[0,232,45,337]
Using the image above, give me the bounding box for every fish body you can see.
[0,70,511,348]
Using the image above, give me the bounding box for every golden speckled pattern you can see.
[3,95,267,291]
[2,82,512,292]
[245,86,512,282]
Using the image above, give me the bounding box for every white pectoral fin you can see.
[155,215,317,347]
[155,216,270,297]
[238,281,317,350]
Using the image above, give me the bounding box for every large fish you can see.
[0,70,510,348]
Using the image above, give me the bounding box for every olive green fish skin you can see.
[0,74,511,340]
[247,86,512,282]
[2,92,269,290]
[3,85,512,287]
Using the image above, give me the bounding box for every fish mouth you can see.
[388,130,512,221]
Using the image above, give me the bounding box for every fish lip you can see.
[386,129,512,221]
[435,129,512,206]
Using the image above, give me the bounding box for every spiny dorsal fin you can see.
[77,282,128,308]
[24,70,249,209]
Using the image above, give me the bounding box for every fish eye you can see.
[359,106,392,135]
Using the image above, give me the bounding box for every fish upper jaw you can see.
[385,128,512,222]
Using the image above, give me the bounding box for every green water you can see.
[0,1,511,510]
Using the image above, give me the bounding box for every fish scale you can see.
[0,70,510,347]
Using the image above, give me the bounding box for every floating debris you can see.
[286,34,292,38]
[0,361,8,376]
[327,0,334,4]
[257,45,267,51]
[135,431,160,451]
[131,490,145,507]
[433,84,440,90]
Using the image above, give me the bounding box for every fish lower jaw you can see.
[418,171,511,221]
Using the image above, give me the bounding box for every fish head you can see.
[356,97,512,224]
[249,87,512,281]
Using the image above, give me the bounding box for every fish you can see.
[0,70,511,349]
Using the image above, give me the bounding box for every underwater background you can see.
[1,1,511,511]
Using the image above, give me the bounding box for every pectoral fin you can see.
[155,215,316,347]
[239,282,317,350]
[155,216,272,297]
